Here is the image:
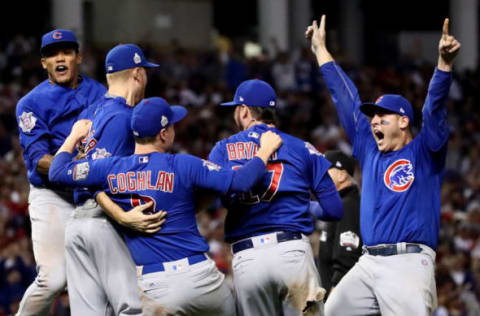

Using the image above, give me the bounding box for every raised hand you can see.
[438,18,461,71]
[305,15,326,54]
[70,119,92,142]
[305,15,334,66]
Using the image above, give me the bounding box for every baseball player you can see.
[306,16,460,315]
[208,79,344,315]
[15,29,106,316]
[316,151,362,297]
[63,44,160,315]
[48,96,283,315]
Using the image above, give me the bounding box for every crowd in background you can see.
[0,33,479,316]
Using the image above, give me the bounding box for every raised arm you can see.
[421,18,460,152]
[306,15,365,143]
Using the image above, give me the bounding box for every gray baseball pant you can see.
[16,186,73,316]
[325,243,437,316]
[137,256,236,315]
[231,232,325,316]
[65,199,142,316]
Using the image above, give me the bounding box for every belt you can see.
[232,231,303,254]
[364,243,423,256]
[140,254,208,275]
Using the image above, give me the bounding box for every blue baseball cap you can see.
[105,44,159,74]
[131,97,187,138]
[360,94,414,123]
[40,29,79,56]
[220,79,277,108]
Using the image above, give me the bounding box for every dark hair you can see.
[134,135,157,144]
[248,106,278,125]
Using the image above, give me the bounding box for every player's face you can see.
[41,47,82,88]
[327,168,347,190]
[369,111,405,152]
[233,105,249,130]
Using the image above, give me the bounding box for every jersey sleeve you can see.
[207,141,227,166]
[49,152,113,188]
[319,62,373,161]
[307,149,344,220]
[176,154,267,194]
[16,98,52,171]
[419,68,453,152]
[78,102,98,120]
[176,154,233,194]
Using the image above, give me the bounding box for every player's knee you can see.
[35,266,67,296]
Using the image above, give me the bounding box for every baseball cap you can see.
[131,97,187,138]
[105,44,159,74]
[325,150,356,176]
[360,94,414,123]
[40,29,79,56]
[220,79,277,108]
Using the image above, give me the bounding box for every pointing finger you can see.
[442,18,449,37]
[320,15,326,32]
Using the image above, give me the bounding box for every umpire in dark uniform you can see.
[318,150,362,296]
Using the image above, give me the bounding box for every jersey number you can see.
[232,162,284,204]
[130,194,156,214]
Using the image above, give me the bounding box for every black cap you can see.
[325,150,356,176]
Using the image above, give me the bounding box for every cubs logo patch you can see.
[73,162,90,181]
[91,148,111,160]
[52,31,62,39]
[202,160,221,171]
[133,52,141,64]
[305,142,323,156]
[161,115,169,127]
[18,112,37,133]
[384,159,414,192]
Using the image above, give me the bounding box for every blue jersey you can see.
[16,76,106,188]
[209,124,343,242]
[320,62,452,250]
[74,95,136,204]
[49,152,267,265]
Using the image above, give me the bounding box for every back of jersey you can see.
[209,124,330,242]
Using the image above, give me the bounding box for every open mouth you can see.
[55,65,68,73]
[374,130,384,141]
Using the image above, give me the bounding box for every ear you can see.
[158,127,168,142]
[241,105,251,119]
[41,58,47,70]
[132,67,141,81]
[76,52,83,65]
[399,116,410,129]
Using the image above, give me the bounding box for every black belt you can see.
[232,231,303,254]
[141,254,207,274]
[364,244,422,256]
